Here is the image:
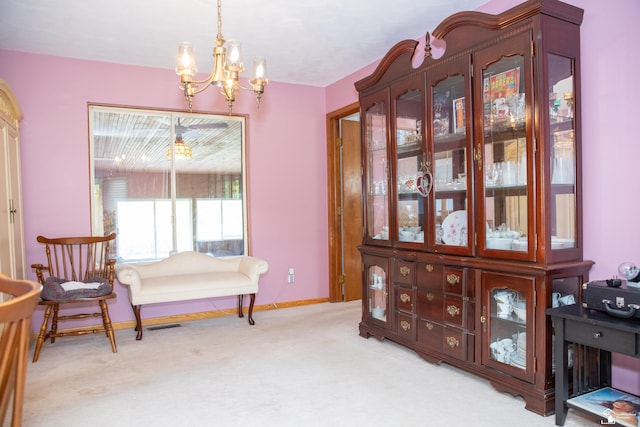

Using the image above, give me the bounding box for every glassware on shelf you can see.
[364,101,389,242]
[548,55,577,251]
[368,266,387,321]
[551,134,575,185]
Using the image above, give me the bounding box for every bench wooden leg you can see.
[238,295,244,318]
[132,304,143,340]
[248,293,255,325]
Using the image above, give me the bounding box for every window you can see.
[89,106,248,262]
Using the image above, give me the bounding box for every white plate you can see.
[441,210,468,246]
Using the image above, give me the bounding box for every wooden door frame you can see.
[326,102,359,302]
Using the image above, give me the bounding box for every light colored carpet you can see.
[22,301,594,426]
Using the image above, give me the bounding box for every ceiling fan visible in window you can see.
[175,119,228,136]
[168,118,231,160]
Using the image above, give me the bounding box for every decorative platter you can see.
[441,210,467,246]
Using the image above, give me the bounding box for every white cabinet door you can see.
[0,88,25,280]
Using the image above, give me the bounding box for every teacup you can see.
[499,338,517,353]
[558,294,575,306]
[490,342,504,362]
[399,230,415,241]
[371,307,385,318]
[399,230,416,242]
[490,340,515,363]
[494,290,516,305]
[552,292,561,308]
[371,274,383,290]
[496,302,512,319]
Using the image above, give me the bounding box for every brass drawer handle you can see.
[446,336,460,348]
[446,274,460,285]
[425,322,434,330]
[400,266,411,277]
[447,305,461,317]
[400,293,411,303]
[425,264,434,272]
[400,320,411,331]
[426,292,434,301]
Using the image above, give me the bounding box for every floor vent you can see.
[147,324,182,331]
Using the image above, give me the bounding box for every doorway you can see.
[327,103,362,302]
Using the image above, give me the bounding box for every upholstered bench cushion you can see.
[136,272,257,305]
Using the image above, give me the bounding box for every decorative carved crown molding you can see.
[0,79,23,123]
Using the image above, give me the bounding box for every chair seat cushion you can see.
[41,276,112,301]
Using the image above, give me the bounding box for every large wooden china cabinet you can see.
[356,0,593,416]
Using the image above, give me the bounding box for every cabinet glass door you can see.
[430,69,471,253]
[482,272,534,382]
[479,50,531,257]
[548,54,577,251]
[394,86,424,245]
[364,100,389,243]
[367,263,388,323]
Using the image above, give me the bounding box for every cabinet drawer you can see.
[443,295,464,328]
[396,312,416,341]
[417,289,443,321]
[442,326,469,361]
[565,319,637,356]
[394,260,415,285]
[416,262,443,291]
[443,267,464,295]
[396,286,415,313]
[417,319,443,352]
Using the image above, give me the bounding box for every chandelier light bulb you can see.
[176,42,197,77]
[225,40,243,71]
[250,57,268,83]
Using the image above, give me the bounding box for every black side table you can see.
[547,304,640,425]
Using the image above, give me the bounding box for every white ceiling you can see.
[0,0,487,87]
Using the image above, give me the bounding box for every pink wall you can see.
[0,52,329,325]
[1,0,639,397]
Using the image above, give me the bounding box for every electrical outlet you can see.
[287,267,295,284]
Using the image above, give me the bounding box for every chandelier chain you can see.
[217,0,223,41]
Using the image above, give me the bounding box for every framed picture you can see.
[453,97,465,134]
[568,387,640,427]
[433,93,451,137]
[483,67,521,120]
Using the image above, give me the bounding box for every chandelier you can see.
[166,136,192,160]
[175,0,268,113]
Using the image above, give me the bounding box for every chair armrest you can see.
[114,264,143,293]
[238,256,269,284]
[30,263,49,285]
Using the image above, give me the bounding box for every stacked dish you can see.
[510,332,527,370]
